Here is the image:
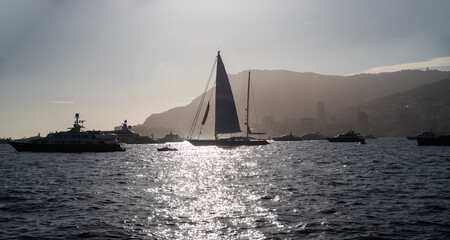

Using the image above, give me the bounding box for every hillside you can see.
[338,78,450,137]
[134,70,450,138]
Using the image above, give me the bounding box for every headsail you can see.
[215,52,241,134]
[201,102,210,125]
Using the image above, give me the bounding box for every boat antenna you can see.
[71,113,85,131]
[74,113,85,125]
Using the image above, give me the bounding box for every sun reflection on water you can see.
[138,145,280,239]
[1,140,448,239]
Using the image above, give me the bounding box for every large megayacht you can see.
[7,113,125,152]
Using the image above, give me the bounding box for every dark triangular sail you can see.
[215,52,241,134]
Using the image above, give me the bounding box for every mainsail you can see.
[215,52,241,135]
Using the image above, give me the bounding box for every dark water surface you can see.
[1,139,449,239]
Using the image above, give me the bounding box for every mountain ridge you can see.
[133,69,450,138]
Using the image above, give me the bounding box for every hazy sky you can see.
[1,0,449,138]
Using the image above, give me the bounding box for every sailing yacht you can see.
[187,52,269,146]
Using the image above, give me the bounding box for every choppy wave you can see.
[1,139,449,239]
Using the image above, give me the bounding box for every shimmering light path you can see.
[1,139,449,239]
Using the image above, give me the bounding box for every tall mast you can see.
[215,52,221,141]
[246,71,251,138]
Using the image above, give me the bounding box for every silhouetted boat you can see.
[158,130,184,143]
[0,138,12,144]
[7,113,125,152]
[327,130,365,143]
[416,129,450,146]
[14,134,43,143]
[188,52,269,146]
[273,131,302,141]
[157,146,178,151]
[408,129,439,141]
[300,132,326,140]
[408,129,435,141]
[104,120,158,144]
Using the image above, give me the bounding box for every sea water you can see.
[0,139,449,239]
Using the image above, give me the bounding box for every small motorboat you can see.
[416,129,450,146]
[272,131,302,141]
[327,129,365,143]
[157,146,178,151]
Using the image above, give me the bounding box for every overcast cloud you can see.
[1,0,449,138]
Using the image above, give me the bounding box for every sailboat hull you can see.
[188,139,269,146]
